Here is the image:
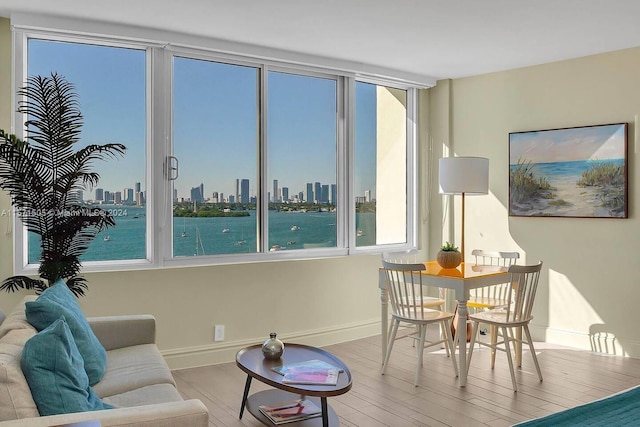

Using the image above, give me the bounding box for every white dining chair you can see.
[380,260,458,386]
[467,249,520,366]
[466,261,544,392]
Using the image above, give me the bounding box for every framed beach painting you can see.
[509,123,628,218]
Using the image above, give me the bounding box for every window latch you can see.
[166,156,179,181]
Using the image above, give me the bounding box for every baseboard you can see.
[529,324,640,358]
[163,319,381,370]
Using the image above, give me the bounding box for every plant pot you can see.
[436,250,462,269]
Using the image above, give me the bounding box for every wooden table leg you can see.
[239,375,252,419]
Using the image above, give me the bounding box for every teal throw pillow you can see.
[21,316,113,416]
[25,280,107,385]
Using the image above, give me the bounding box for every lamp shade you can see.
[439,156,489,195]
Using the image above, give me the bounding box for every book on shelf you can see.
[271,359,343,376]
[259,398,322,425]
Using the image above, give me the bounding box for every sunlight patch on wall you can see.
[549,268,623,355]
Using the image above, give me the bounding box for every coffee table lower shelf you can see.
[245,389,339,426]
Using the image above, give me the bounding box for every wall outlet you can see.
[214,325,225,341]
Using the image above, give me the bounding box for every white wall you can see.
[427,46,640,357]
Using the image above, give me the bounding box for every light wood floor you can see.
[173,332,640,426]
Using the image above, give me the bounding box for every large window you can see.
[355,82,408,247]
[26,38,147,263]
[267,71,338,251]
[12,26,417,273]
[172,57,259,257]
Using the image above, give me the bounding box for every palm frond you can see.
[0,73,127,296]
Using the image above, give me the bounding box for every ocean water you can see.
[28,207,376,262]
[510,158,624,184]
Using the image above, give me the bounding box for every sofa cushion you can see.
[0,296,37,339]
[93,344,176,398]
[0,329,39,421]
[21,316,113,416]
[25,280,106,385]
[102,383,184,408]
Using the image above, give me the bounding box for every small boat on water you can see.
[103,235,111,241]
[356,229,364,237]
[222,228,230,233]
[270,244,285,251]
[290,225,300,231]
[180,231,187,237]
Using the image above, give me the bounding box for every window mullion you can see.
[152,46,171,266]
[258,65,268,253]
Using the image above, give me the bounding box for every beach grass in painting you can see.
[509,123,627,218]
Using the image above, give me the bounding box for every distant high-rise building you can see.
[330,184,337,205]
[298,191,304,202]
[95,188,104,201]
[241,179,250,203]
[114,191,122,204]
[104,190,112,203]
[321,185,329,203]
[306,183,313,203]
[229,195,235,204]
[273,179,279,203]
[235,179,240,203]
[70,190,83,203]
[173,188,178,202]
[314,182,321,203]
[190,184,204,203]
[124,188,134,203]
[212,192,219,203]
[365,190,371,202]
[135,182,141,193]
[282,187,289,202]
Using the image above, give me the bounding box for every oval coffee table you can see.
[236,343,352,426]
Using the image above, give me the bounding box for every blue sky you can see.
[510,124,626,164]
[28,39,378,201]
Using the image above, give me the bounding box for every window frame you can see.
[10,19,422,276]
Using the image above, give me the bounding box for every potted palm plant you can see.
[0,73,126,296]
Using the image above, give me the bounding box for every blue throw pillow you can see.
[21,316,113,416]
[25,280,107,385]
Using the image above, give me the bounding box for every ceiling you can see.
[2,0,640,80]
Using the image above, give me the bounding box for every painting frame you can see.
[509,122,628,218]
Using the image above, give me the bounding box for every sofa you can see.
[0,293,209,426]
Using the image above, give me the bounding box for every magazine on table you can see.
[282,367,340,385]
[271,359,343,376]
[259,398,322,424]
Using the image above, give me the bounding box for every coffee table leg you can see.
[239,375,252,419]
[321,397,329,427]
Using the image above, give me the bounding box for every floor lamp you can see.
[438,157,489,264]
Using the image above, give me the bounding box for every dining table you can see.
[378,261,510,387]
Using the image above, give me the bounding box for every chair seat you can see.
[469,309,533,327]
[393,309,453,323]
[467,297,509,310]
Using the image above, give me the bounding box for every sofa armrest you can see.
[88,315,156,351]
[0,400,209,427]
